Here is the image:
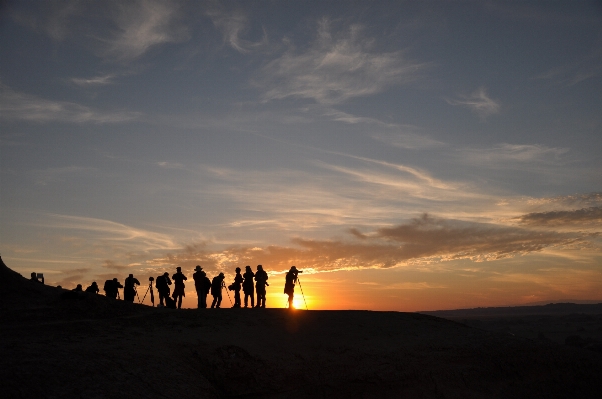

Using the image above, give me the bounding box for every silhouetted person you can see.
[155,272,172,307]
[85,281,99,294]
[284,266,302,309]
[255,264,269,308]
[124,274,140,302]
[73,284,83,292]
[211,273,225,308]
[171,267,187,309]
[103,278,123,299]
[243,265,255,308]
[30,272,43,284]
[199,270,211,308]
[231,267,243,308]
[193,265,209,309]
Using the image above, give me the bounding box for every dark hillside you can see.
[2,257,602,398]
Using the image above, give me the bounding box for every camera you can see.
[228,284,235,291]
[149,276,154,282]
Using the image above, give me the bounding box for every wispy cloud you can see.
[145,214,590,274]
[31,166,96,186]
[258,18,427,104]
[11,0,80,41]
[70,74,116,87]
[445,87,500,118]
[0,83,140,123]
[101,0,189,61]
[459,143,568,166]
[535,45,602,86]
[206,7,267,53]
[517,207,602,227]
[34,213,177,252]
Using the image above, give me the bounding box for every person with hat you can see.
[231,267,244,308]
[124,274,140,302]
[193,265,211,309]
[284,266,302,309]
[155,272,172,307]
[254,265,269,308]
[211,272,225,308]
[171,267,187,309]
[243,265,255,308]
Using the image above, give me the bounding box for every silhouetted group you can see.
[33,264,305,309]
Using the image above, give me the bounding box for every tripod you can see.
[222,281,233,306]
[297,277,308,310]
[141,279,155,306]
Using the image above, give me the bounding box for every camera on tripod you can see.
[227,283,235,291]
[149,276,154,282]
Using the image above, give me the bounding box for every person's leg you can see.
[288,293,294,308]
[211,296,216,308]
[177,295,182,309]
[216,296,222,308]
[251,291,255,308]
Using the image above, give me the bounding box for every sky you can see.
[1,0,601,311]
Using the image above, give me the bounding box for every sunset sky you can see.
[1,1,601,310]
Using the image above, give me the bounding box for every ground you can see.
[2,258,601,398]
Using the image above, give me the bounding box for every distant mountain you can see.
[421,302,602,318]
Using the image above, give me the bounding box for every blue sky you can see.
[1,1,601,310]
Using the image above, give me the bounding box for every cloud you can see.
[11,0,80,41]
[34,213,177,252]
[459,143,568,166]
[31,166,96,186]
[445,87,500,117]
[0,83,140,123]
[70,74,116,87]
[101,0,189,61]
[145,214,589,274]
[102,260,129,271]
[517,207,602,227]
[535,45,602,86]
[258,18,427,104]
[206,7,267,53]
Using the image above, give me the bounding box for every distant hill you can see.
[421,302,602,318]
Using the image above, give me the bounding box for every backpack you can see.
[165,296,177,309]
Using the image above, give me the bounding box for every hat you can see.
[245,265,251,270]
[195,265,202,271]
[257,264,263,269]
[176,267,181,271]
[290,266,297,271]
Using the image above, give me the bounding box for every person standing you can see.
[171,267,187,309]
[193,265,209,309]
[124,274,140,302]
[242,265,255,308]
[232,267,243,308]
[199,270,212,308]
[284,266,301,309]
[211,272,225,308]
[254,265,269,308]
[155,272,172,307]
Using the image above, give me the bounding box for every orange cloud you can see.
[144,214,592,274]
